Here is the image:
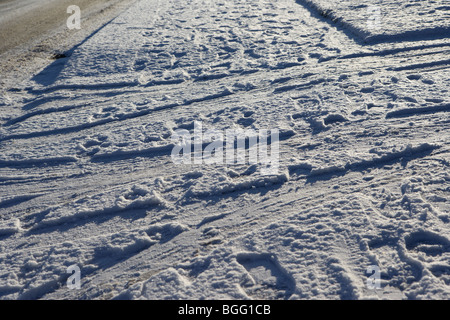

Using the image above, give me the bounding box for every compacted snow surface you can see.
[0,0,449,300]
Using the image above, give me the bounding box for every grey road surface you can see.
[0,0,127,54]
[0,0,136,87]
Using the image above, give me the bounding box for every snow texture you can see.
[0,0,449,300]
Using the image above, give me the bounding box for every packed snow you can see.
[0,0,449,300]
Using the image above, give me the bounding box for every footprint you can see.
[405,231,450,257]
[146,223,189,244]
[77,135,109,156]
[368,237,421,288]
[236,253,295,300]
[134,58,148,71]
[323,113,348,126]
[406,74,421,81]
[236,117,255,127]
[404,231,450,284]
[199,227,223,248]
[429,265,450,285]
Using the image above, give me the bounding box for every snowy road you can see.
[0,0,449,300]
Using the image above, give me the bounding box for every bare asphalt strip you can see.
[0,0,117,54]
[0,0,137,87]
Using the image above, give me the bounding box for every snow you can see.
[0,0,449,300]
[297,0,450,43]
